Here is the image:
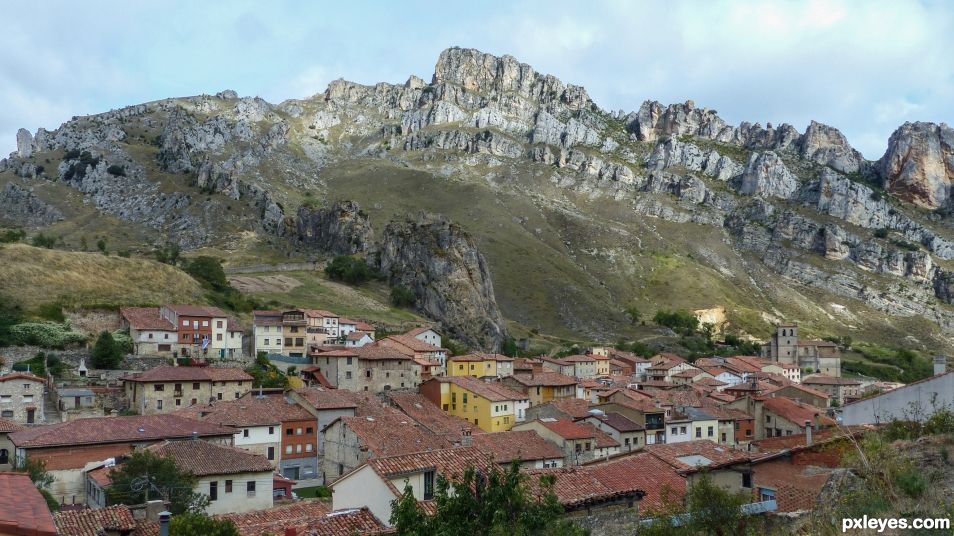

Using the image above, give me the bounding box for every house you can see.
[0,472,57,536]
[512,418,620,465]
[388,392,479,445]
[9,414,235,504]
[0,372,46,424]
[331,446,492,527]
[646,357,697,382]
[580,412,645,452]
[670,368,712,386]
[307,345,422,393]
[646,439,753,493]
[446,353,515,379]
[414,358,442,381]
[322,415,451,483]
[729,395,836,439]
[339,317,377,340]
[217,500,391,536]
[591,395,667,445]
[404,326,442,350]
[761,324,842,377]
[289,386,359,454]
[128,304,243,359]
[538,357,576,377]
[53,504,149,536]
[121,366,253,414]
[559,354,608,379]
[501,372,577,407]
[378,335,448,368]
[802,375,862,406]
[839,369,954,425]
[472,430,565,469]
[696,366,744,386]
[668,406,720,444]
[303,309,341,347]
[525,398,592,422]
[419,376,528,432]
[252,310,284,356]
[344,331,374,348]
[0,417,23,469]
[576,451,687,513]
[762,382,830,408]
[609,359,633,376]
[52,387,99,422]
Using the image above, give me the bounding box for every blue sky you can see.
[2,0,952,158]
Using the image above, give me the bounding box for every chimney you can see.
[461,428,473,447]
[934,356,947,376]
[191,431,198,441]
[804,420,812,446]
[158,511,171,536]
[285,528,298,536]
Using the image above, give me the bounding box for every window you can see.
[0,395,9,403]
[193,382,200,389]
[296,428,303,435]
[338,463,344,476]
[503,416,509,424]
[247,481,256,496]
[217,320,223,329]
[175,399,181,406]
[209,481,218,501]
[154,384,165,392]
[347,357,353,365]
[575,444,582,453]
[267,447,275,460]
[671,426,678,435]
[182,320,189,326]
[148,333,153,339]
[296,444,302,453]
[695,427,701,438]
[234,393,240,399]
[286,445,292,454]
[295,338,304,346]
[345,371,352,379]
[365,370,372,378]
[285,338,292,346]
[286,428,293,435]
[157,400,163,410]
[721,432,727,442]
[269,426,274,435]
[217,392,222,400]
[202,320,208,327]
[0,410,12,418]
[243,429,249,438]
[306,444,313,452]
[216,334,223,341]
[424,470,435,500]
[680,426,687,434]
[22,395,32,403]
[225,480,233,493]
[264,339,270,345]
[707,426,714,437]
[306,427,313,434]
[765,415,771,423]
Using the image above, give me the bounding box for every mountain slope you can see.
[2,47,954,352]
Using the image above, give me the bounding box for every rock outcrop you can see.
[286,201,374,255]
[376,213,506,351]
[16,129,33,158]
[0,182,63,227]
[799,120,864,173]
[878,122,954,209]
[738,151,799,198]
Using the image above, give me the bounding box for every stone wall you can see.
[564,503,642,535]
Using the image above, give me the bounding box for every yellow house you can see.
[500,372,578,407]
[447,353,514,379]
[420,376,528,432]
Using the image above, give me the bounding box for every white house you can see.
[344,332,374,348]
[405,326,442,349]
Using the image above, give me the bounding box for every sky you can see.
[2,0,953,159]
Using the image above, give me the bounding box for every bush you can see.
[31,233,56,249]
[0,229,25,243]
[8,322,86,349]
[894,466,927,498]
[185,256,229,291]
[169,513,239,536]
[325,256,376,284]
[106,164,126,177]
[653,309,699,334]
[96,238,107,254]
[36,303,65,322]
[874,228,889,239]
[390,285,416,307]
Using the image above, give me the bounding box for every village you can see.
[0,303,951,536]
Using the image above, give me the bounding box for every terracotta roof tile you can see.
[53,504,134,536]
[472,430,564,463]
[586,452,687,511]
[166,304,228,317]
[9,414,234,449]
[586,412,644,432]
[294,386,359,410]
[121,366,252,383]
[214,501,331,535]
[383,335,444,354]
[148,440,273,476]
[450,352,514,362]
[0,372,46,383]
[438,376,527,402]
[0,472,57,535]
[0,417,24,434]
[509,372,577,387]
[120,307,176,331]
[802,374,862,386]
[537,419,597,440]
[175,394,312,427]
[546,398,593,419]
[353,345,416,361]
[751,459,833,512]
[646,440,750,472]
[367,447,491,491]
[339,415,452,457]
[389,393,480,443]
[761,396,836,427]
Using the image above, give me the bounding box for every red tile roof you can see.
[214,500,331,535]
[450,352,514,362]
[9,414,234,450]
[802,374,862,386]
[646,440,750,472]
[509,372,577,387]
[587,452,687,511]
[0,417,23,434]
[577,422,620,449]
[120,307,176,331]
[120,366,252,383]
[148,440,273,476]
[166,304,229,317]
[761,396,836,427]
[53,504,134,536]
[389,393,480,443]
[536,418,597,440]
[338,415,452,457]
[585,412,644,432]
[0,372,45,383]
[175,394,313,427]
[472,430,564,463]
[751,458,833,512]
[294,386,359,410]
[403,326,437,338]
[366,446,492,495]
[439,376,528,402]
[546,398,593,419]
[0,472,57,536]
[763,382,830,401]
[353,345,416,361]
[292,507,392,536]
[383,334,445,354]
[749,426,869,455]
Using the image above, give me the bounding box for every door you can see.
[74,397,81,409]
[209,480,218,501]
[0,449,8,464]
[26,409,35,424]
[284,466,300,480]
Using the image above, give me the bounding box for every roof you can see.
[53,504,136,536]
[388,393,480,443]
[586,412,643,432]
[175,394,313,427]
[673,369,706,379]
[0,418,23,434]
[120,366,252,383]
[365,446,492,496]
[382,334,445,353]
[536,418,597,440]
[294,386,359,410]
[763,382,830,400]
[750,426,869,455]
[694,378,728,387]
[0,372,45,383]
[438,376,527,402]
[842,370,954,409]
[338,415,452,457]
[0,472,56,535]
[751,458,834,512]
[509,372,577,387]
[450,352,514,362]
[404,326,438,338]
[802,374,862,386]
[120,307,176,331]
[87,464,113,487]
[165,304,228,317]
[149,440,273,476]
[761,396,837,427]
[586,453,687,511]
[9,414,234,450]
[578,422,620,448]
[353,344,416,361]
[472,430,564,463]
[346,331,372,341]
[646,440,750,473]
[57,387,95,397]
[219,502,391,536]
[545,398,592,419]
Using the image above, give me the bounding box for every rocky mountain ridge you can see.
[2,47,953,349]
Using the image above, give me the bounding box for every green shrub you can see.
[653,309,699,334]
[31,233,56,249]
[8,322,86,349]
[36,303,65,322]
[185,256,229,291]
[894,466,927,498]
[390,285,416,307]
[0,229,25,243]
[106,164,126,177]
[91,330,123,369]
[874,228,889,239]
[325,256,376,284]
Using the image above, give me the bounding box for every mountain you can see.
[2,47,954,352]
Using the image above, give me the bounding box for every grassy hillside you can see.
[0,243,205,311]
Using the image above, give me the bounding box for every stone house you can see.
[580,411,645,452]
[0,417,23,469]
[308,345,422,393]
[121,366,253,414]
[801,374,862,406]
[0,372,46,424]
[511,418,619,465]
[471,430,564,469]
[761,324,841,377]
[53,387,100,422]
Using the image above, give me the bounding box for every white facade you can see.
[412,328,442,349]
[667,421,692,443]
[254,325,283,356]
[233,424,281,465]
[200,471,274,515]
[345,333,374,348]
[332,464,399,527]
[130,328,177,355]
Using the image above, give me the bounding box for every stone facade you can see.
[761,324,841,377]
[0,373,46,424]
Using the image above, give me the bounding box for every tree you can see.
[325,255,375,284]
[185,256,229,291]
[79,236,88,251]
[96,238,108,254]
[169,513,239,536]
[625,305,641,324]
[390,462,586,536]
[390,285,416,307]
[107,450,207,514]
[31,232,56,249]
[244,353,289,389]
[640,472,759,536]
[15,457,57,511]
[91,330,123,369]
[653,309,699,335]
